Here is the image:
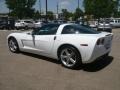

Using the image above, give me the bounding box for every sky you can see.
[0,0,84,13]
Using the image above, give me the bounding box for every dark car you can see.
[0,17,15,30]
[0,20,7,29]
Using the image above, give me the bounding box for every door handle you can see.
[54,36,56,40]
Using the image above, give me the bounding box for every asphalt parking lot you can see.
[0,29,120,90]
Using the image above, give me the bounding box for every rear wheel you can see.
[8,38,19,53]
[59,46,82,69]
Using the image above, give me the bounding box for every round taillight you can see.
[97,39,101,45]
[101,38,105,44]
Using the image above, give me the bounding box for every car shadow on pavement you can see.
[81,56,113,72]
[21,52,113,71]
[21,52,61,64]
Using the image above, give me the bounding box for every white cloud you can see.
[59,0,72,9]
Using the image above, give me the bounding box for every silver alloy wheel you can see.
[60,48,77,67]
[9,39,17,52]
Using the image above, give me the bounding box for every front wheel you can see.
[8,38,19,53]
[59,46,82,69]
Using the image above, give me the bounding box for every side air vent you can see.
[105,34,111,37]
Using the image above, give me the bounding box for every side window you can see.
[33,24,59,35]
[62,25,77,34]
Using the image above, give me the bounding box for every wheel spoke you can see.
[9,40,17,52]
[66,58,70,65]
[13,45,17,50]
[60,48,77,67]
[64,49,70,56]
[61,55,68,59]
[69,51,75,58]
[70,58,76,64]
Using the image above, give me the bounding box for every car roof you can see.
[42,23,77,27]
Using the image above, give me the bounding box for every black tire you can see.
[102,53,109,58]
[8,37,19,53]
[59,46,82,69]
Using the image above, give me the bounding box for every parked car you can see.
[110,19,120,28]
[67,21,76,24]
[7,18,15,30]
[24,20,35,29]
[89,21,98,28]
[15,20,35,30]
[75,19,90,26]
[97,20,112,33]
[0,19,8,29]
[53,20,67,24]
[34,20,44,28]
[0,17,15,30]
[15,20,25,30]
[7,23,113,69]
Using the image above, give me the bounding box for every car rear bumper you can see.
[82,47,111,64]
[82,34,113,64]
[82,52,110,64]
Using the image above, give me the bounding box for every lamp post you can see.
[78,0,79,8]
[56,1,59,20]
[57,1,59,15]
[46,0,48,21]
[39,0,41,17]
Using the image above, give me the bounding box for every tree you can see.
[5,0,36,19]
[73,8,84,21]
[34,10,41,19]
[114,11,120,17]
[84,0,118,19]
[112,0,120,17]
[47,11,54,20]
[61,9,72,20]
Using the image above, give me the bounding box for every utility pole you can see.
[46,0,48,21]
[57,2,58,14]
[78,0,79,8]
[8,8,10,15]
[39,0,41,18]
[56,1,59,20]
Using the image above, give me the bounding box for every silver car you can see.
[15,20,35,30]
[23,20,35,29]
[97,21,112,33]
[110,19,120,28]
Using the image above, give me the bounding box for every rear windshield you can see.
[62,25,100,34]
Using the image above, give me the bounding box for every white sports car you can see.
[7,23,113,69]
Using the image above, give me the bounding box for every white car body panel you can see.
[15,21,25,28]
[7,24,113,64]
[34,21,43,28]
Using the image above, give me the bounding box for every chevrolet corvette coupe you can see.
[7,24,113,69]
